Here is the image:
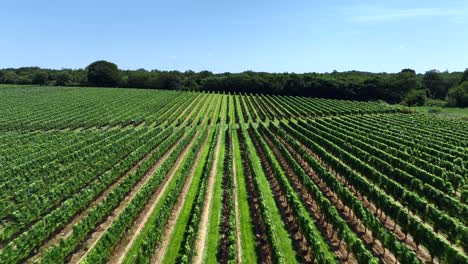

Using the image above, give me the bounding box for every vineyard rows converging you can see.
[0,85,466,264]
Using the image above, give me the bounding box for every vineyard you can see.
[0,85,466,264]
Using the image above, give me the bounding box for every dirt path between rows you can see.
[150,132,211,264]
[210,95,222,126]
[311,153,436,263]
[231,136,242,263]
[109,131,202,264]
[266,130,381,263]
[25,133,171,263]
[178,94,205,127]
[192,130,223,264]
[69,133,187,264]
[285,129,435,263]
[250,130,314,263]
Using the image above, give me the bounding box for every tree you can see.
[358,77,386,100]
[158,72,182,90]
[32,71,48,86]
[447,82,468,107]
[201,76,225,91]
[0,71,18,84]
[460,69,468,84]
[284,74,305,95]
[17,76,33,84]
[55,72,71,86]
[423,70,448,99]
[127,70,150,88]
[402,89,427,106]
[183,77,199,90]
[86,60,121,87]
[390,69,421,103]
[142,71,181,90]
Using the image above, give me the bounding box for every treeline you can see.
[1,60,467,107]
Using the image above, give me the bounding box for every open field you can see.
[409,106,468,120]
[0,85,467,264]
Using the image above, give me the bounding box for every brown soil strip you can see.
[238,131,274,264]
[196,95,215,127]
[231,133,243,263]
[206,94,223,127]
[238,97,250,123]
[10,124,102,133]
[249,130,315,264]
[2,130,129,242]
[209,95,222,126]
[245,97,260,123]
[234,97,242,124]
[25,133,173,263]
[179,94,206,127]
[158,94,202,126]
[309,120,465,255]
[217,134,233,263]
[287,131,436,264]
[150,132,211,264]
[69,132,190,264]
[267,130,390,263]
[108,131,203,264]
[192,130,223,264]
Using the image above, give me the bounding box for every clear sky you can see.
[1,0,467,73]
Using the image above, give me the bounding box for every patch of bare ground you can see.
[68,133,189,264]
[266,130,392,263]
[249,129,317,264]
[149,131,210,264]
[178,94,205,127]
[192,130,223,264]
[194,95,215,127]
[153,97,191,127]
[238,98,249,124]
[238,132,274,264]
[231,134,243,263]
[2,130,131,244]
[209,96,221,126]
[109,131,204,264]
[285,130,436,264]
[25,132,172,263]
[217,133,234,263]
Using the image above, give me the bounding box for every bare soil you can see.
[267,130,389,263]
[250,129,318,264]
[179,94,206,126]
[231,135,243,263]
[238,132,274,264]
[286,129,436,264]
[192,131,223,264]
[68,133,187,264]
[25,134,170,263]
[109,132,202,264]
[150,131,210,264]
[217,134,234,263]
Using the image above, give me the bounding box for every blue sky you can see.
[1,0,467,73]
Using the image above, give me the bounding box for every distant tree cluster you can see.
[1,60,467,107]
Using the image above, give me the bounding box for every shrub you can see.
[447,82,468,107]
[402,89,427,106]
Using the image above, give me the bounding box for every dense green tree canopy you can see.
[448,82,468,107]
[390,69,421,103]
[32,71,48,86]
[1,62,466,107]
[86,60,120,87]
[423,70,449,100]
[55,72,72,86]
[403,89,427,106]
[460,69,468,84]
